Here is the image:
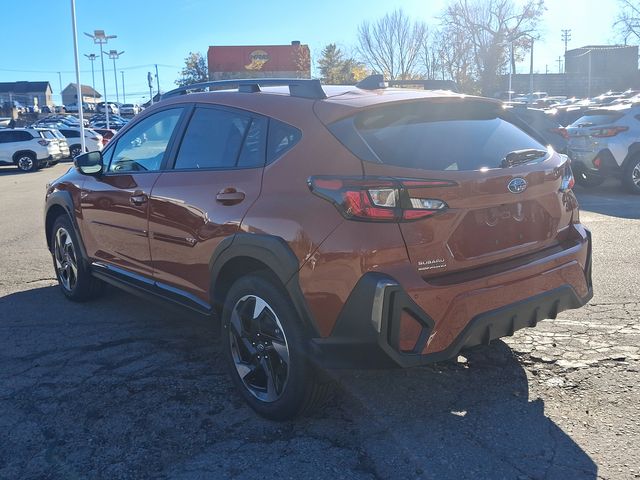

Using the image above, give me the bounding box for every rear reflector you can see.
[308,176,454,222]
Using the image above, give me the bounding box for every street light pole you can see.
[509,41,513,102]
[588,50,592,98]
[107,50,125,103]
[70,0,85,153]
[84,53,97,107]
[121,71,126,104]
[529,37,534,100]
[84,30,116,129]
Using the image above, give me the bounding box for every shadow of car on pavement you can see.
[0,285,597,479]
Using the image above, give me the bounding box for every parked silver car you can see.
[566,104,640,193]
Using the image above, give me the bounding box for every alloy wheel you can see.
[70,146,82,158]
[54,227,78,292]
[17,156,34,171]
[228,295,290,402]
[633,161,640,188]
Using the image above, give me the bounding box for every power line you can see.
[0,63,179,75]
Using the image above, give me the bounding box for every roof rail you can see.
[161,78,327,101]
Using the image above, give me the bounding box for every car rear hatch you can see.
[566,109,626,152]
[320,96,575,277]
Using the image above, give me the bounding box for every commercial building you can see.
[499,44,640,97]
[207,41,310,80]
[0,81,53,108]
[61,83,102,106]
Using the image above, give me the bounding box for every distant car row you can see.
[3,101,142,116]
[499,89,640,193]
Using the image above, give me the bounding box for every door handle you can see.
[216,188,245,205]
[130,191,148,206]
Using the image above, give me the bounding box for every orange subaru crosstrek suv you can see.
[44,76,592,420]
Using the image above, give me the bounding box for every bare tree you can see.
[357,9,428,80]
[432,27,477,92]
[614,0,640,43]
[440,0,545,95]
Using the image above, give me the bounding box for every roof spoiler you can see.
[162,78,327,101]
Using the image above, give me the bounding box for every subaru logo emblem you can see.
[508,177,527,194]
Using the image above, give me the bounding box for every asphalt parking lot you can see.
[0,162,638,479]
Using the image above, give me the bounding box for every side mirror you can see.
[74,151,103,175]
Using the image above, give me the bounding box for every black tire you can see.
[51,215,104,301]
[221,272,332,421]
[622,155,640,194]
[69,144,82,159]
[14,152,38,172]
[574,169,605,188]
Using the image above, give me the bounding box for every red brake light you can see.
[560,161,575,192]
[308,176,454,222]
[590,126,628,137]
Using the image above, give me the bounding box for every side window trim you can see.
[166,103,267,171]
[103,105,190,175]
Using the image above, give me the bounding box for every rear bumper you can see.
[569,148,620,175]
[310,227,593,369]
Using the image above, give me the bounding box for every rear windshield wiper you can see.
[501,149,548,168]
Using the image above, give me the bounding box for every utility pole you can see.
[148,71,154,105]
[155,64,160,96]
[121,71,126,104]
[545,64,549,74]
[561,29,572,53]
[556,56,563,73]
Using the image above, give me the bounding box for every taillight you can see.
[549,127,569,140]
[308,176,454,222]
[560,161,575,192]
[38,139,50,146]
[590,126,628,137]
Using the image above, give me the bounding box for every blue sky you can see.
[0,0,621,104]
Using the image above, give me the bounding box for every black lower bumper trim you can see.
[310,282,592,369]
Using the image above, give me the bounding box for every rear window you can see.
[348,102,545,171]
[570,112,624,127]
[41,130,56,139]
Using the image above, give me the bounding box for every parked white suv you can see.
[0,128,62,172]
[566,104,640,193]
[119,103,140,116]
[57,127,104,158]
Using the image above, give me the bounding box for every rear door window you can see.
[267,120,301,163]
[344,101,545,171]
[173,106,266,170]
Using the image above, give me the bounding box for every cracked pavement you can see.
[0,164,638,479]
